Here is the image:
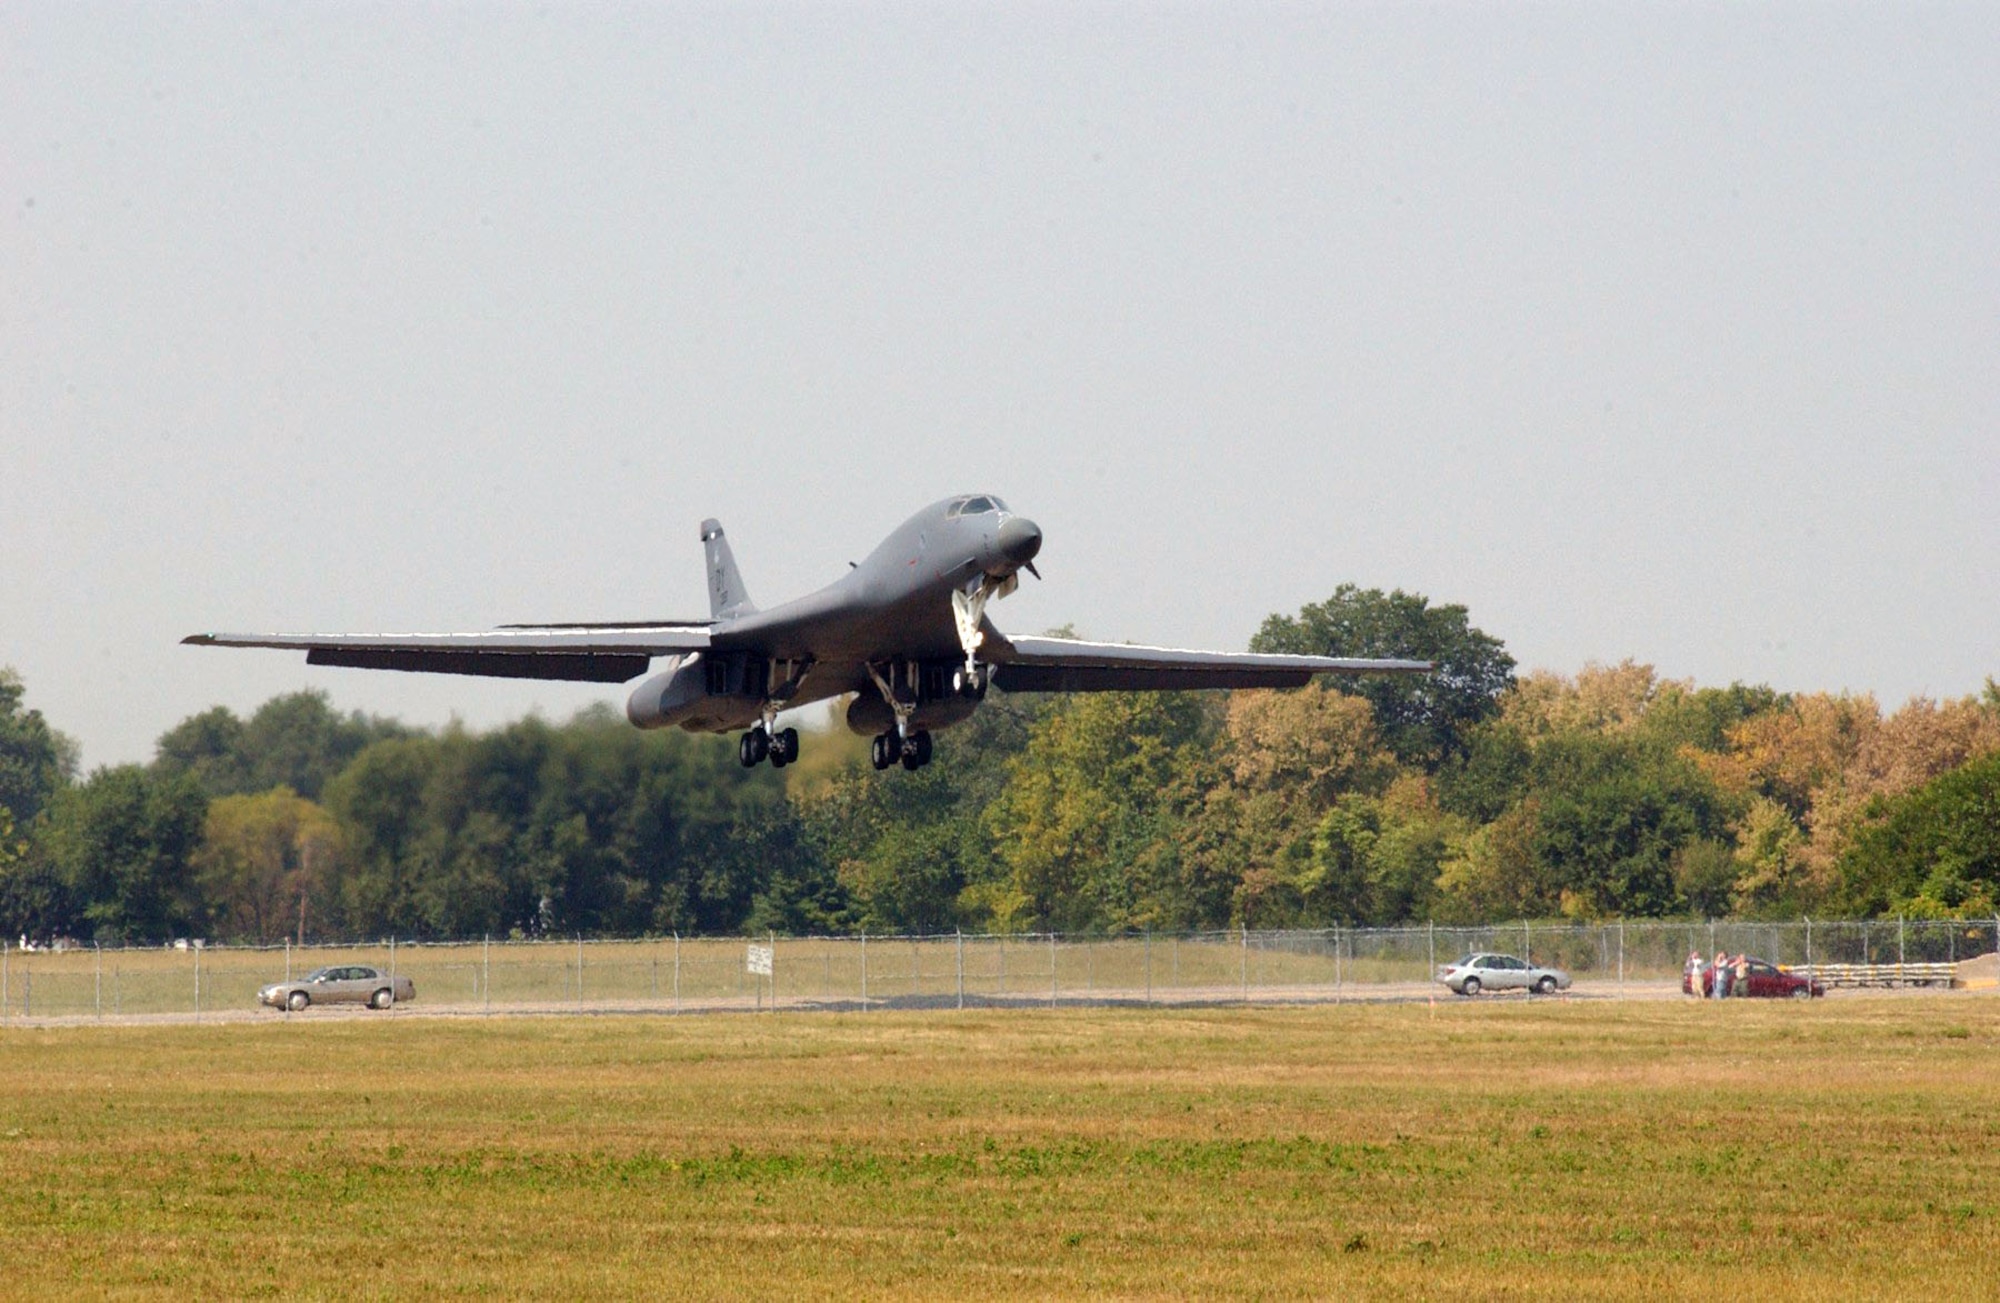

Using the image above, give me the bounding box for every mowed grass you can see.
[4,999,1999,1298]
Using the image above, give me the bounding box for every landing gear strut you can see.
[864,662,938,770]
[951,575,1007,699]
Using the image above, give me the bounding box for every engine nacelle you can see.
[626,655,708,730]
[845,691,978,738]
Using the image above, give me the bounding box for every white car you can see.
[1437,953,1571,996]
[259,965,416,1011]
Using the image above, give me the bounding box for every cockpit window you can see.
[947,495,1006,519]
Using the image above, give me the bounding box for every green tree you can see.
[155,692,408,801]
[192,787,344,942]
[34,765,208,941]
[1251,586,1514,768]
[1835,750,2000,917]
[985,692,1214,932]
[0,668,78,828]
[1527,732,1730,918]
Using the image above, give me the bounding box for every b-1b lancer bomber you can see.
[186,495,1430,772]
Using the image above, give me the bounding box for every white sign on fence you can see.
[745,944,774,977]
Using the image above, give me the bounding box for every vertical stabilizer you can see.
[701,519,755,619]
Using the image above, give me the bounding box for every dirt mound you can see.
[1955,952,1999,990]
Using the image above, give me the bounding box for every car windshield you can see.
[307,967,335,981]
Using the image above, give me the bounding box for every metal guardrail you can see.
[1795,962,1959,989]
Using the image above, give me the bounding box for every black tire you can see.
[371,988,394,1010]
[739,733,759,768]
[1790,985,1813,1000]
[287,989,310,1012]
[871,734,895,771]
[914,731,933,766]
[1535,975,1558,996]
[1461,976,1481,997]
[778,727,799,763]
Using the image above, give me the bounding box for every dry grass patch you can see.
[4,999,1999,1297]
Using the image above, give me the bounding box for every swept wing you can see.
[181,625,710,684]
[988,635,1431,693]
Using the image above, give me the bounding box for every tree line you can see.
[3,586,1997,944]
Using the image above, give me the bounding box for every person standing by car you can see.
[1734,954,1749,998]
[1714,951,1732,999]
[1685,950,1704,998]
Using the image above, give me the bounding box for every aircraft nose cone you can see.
[998,515,1042,566]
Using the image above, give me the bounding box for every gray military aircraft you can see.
[186,494,1430,771]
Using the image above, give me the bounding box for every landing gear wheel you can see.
[738,728,771,768]
[952,666,987,701]
[772,727,799,766]
[899,730,933,770]
[871,732,896,771]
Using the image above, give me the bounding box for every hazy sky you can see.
[5,2,1996,769]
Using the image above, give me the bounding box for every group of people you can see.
[1687,949,1750,998]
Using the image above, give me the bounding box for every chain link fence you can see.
[4,917,1996,1022]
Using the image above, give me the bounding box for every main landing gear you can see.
[871,728,932,772]
[738,724,800,769]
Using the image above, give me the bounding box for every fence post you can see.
[1523,919,1531,965]
[1618,920,1625,988]
[861,932,869,1010]
[1427,919,1435,976]
[673,932,682,1013]
[389,936,397,1006]
[1240,924,1249,1004]
[576,934,584,1006]
[1144,929,1153,1005]
[1049,931,1058,1009]
[3,941,9,1023]
[955,929,965,1009]
[95,942,103,1020]
[1898,914,1906,976]
[285,936,292,981]
[1334,923,1342,1003]
[194,942,202,1021]
[1804,917,1812,973]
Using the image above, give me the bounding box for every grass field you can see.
[5,999,1998,1298]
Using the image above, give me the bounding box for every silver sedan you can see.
[1437,953,1571,996]
[259,965,416,1011]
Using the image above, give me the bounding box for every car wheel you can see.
[1790,986,1813,1000]
[1535,975,1558,995]
[371,987,395,1010]
[1461,976,1481,996]
[286,990,310,1012]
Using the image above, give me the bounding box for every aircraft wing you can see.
[988,635,1431,693]
[182,625,711,683]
